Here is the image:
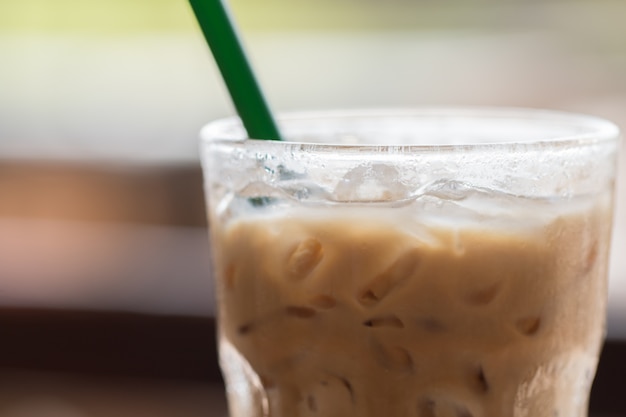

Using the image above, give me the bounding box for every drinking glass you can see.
[200,108,620,417]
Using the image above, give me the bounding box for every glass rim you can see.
[200,107,621,151]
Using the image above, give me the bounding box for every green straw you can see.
[188,0,282,141]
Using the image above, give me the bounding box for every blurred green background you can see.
[1,0,626,162]
[2,0,626,35]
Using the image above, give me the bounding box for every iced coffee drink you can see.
[200,109,620,417]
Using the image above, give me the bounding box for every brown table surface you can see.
[0,370,227,417]
[0,309,623,417]
[0,369,622,417]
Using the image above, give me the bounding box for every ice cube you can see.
[333,163,410,202]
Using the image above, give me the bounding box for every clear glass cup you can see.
[199,108,620,417]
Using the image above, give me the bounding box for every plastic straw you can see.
[188,0,282,141]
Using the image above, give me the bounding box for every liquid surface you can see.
[211,199,611,417]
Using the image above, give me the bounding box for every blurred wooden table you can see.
[0,370,227,417]
[0,368,622,417]
[0,309,623,417]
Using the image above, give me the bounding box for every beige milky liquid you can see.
[211,198,611,417]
